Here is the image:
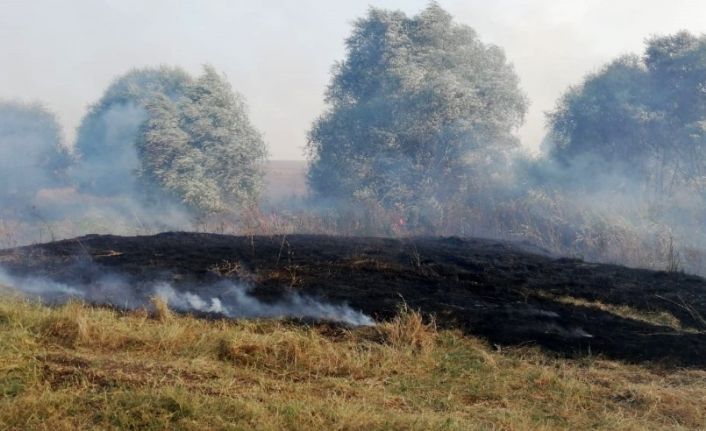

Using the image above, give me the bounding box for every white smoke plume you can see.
[0,269,83,299]
[153,282,374,326]
[0,267,374,326]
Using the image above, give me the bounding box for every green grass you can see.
[0,294,705,430]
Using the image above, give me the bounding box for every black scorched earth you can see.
[1,233,706,367]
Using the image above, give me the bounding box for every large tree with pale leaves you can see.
[137,66,267,212]
[307,3,527,213]
[74,66,267,213]
[74,66,191,196]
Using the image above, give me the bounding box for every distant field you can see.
[263,160,308,201]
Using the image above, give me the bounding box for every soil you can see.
[2,232,706,367]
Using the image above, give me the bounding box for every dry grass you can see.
[0,295,705,430]
[535,291,696,332]
[150,296,173,323]
[5,188,706,277]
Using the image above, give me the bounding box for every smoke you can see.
[0,101,71,206]
[70,102,147,197]
[0,269,83,300]
[0,267,374,326]
[153,282,374,326]
[0,95,198,249]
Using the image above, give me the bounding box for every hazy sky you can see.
[2,0,706,159]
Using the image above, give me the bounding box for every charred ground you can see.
[1,232,706,367]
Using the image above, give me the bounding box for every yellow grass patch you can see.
[0,296,704,430]
[535,291,695,331]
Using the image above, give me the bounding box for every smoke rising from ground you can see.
[153,283,374,325]
[0,266,374,326]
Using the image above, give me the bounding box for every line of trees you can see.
[2,3,706,230]
[1,66,267,217]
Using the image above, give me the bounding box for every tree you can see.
[644,32,706,189]
[547,31,706,193]
[0,101,71,204]
[136,66,267,212]
[74,66,267,213]
[307,3,527,215]
[73,66,192,196]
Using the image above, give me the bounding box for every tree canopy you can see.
[136,66,267,212]
[547,31,706,193]
[73,66,267,213]
[306,3,527,212]
[73,66,192,196]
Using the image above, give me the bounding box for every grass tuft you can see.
[377,305,436,353]
[150,296,173,322]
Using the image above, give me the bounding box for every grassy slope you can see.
[0,294,705,430]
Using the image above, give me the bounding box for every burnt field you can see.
[1,232,706,367]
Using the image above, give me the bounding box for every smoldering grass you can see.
[0,266,374,327]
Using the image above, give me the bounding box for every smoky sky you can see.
[1,0,705,159]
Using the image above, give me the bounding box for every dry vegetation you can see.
[5,193,704,277]
[531,291,691,332]
[1,292,705,430]
[2,161,705,279]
